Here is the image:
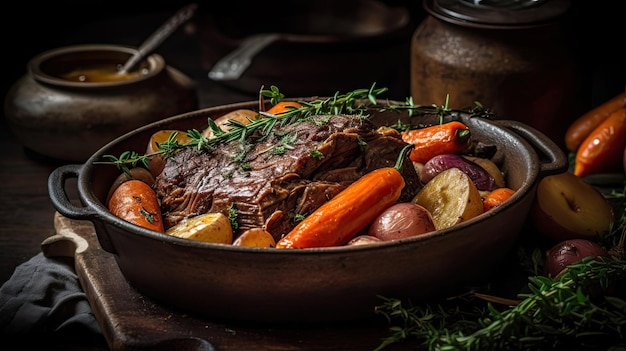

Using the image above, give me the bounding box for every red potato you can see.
[368,202,436,241]
[233,228,276,248]
[347,235,383,246]
[421,153,496,191]
[463,156,505,188]
[544,239,608,278]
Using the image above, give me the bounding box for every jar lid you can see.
[424,0,571,29]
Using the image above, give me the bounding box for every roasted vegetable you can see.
[232,228,276,248]
[108,179,164,232]
[544,239,608,278]
[413,167,484,230]
[347,235,383,246]
[530,171,614,242]
[463,156,505,188]
[574,106,626,177]
[565,91,626,152]
[202,109,259,139]
[166,212,233,244]
[401,121,471,164]
[146,129,192,177]
[420,153,496,191]
[368,202,436,241]
[482,187,515,212]
[106,167,156,203]
[265,101,303,115]
[275,145,411,248]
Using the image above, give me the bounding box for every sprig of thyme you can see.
[375,256,626,351]
[96,83,494,174]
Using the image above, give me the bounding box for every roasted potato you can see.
[233,228,276,248]
[202,109,259,138]
[412,167,484,230]
[368,202,436,241]
[145,129,192,177]
[166,213,233,244]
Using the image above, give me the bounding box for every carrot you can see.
[275,145,411,249]
[401,121,471,164]
[483,187,515,212]
[574,106,626,177]
[565,91,626,152]
[108,179,164,232]
[266,101,303,115]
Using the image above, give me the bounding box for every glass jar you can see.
[410,0,585,147]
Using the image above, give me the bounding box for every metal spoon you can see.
[118,3,198,75]
[208,33,282,81]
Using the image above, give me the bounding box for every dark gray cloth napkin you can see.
[0,252,106,347]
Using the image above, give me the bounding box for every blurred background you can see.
[2,1,623,107]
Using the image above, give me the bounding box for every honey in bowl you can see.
[58,63,144,82]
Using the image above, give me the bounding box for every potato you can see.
[463,155,506,188]
[233,228,276,248]
[202,109,259,138]
[412,167,484,230]
[421,154,496,191]
[368,203,436,241]
[146,129,192,177]
[347,235,383,246]
[166,213,233,244]
[530,171,614,242]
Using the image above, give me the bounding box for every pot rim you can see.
[28,44,165,89]
[74,100,550,254]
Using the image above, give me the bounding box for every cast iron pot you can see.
[48,101,567,323]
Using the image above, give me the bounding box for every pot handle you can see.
[48,164,97,220]
[496,120,568,177]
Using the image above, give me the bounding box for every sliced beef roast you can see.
[154,114,421,240]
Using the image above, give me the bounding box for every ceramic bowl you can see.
[4,44,198,162]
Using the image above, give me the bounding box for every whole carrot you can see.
[401,121,471,164]
[574,106,626,177]
[108,179,164,232]
[565,91,626,152]
[275,145,411,249]
[482,187,516,212]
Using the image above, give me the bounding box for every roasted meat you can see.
[154,114,420,240]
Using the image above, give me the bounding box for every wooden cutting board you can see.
[42,212,404,351]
